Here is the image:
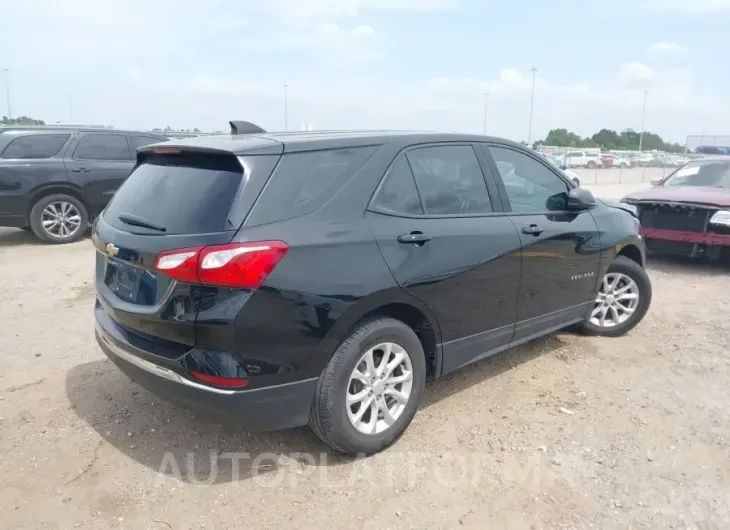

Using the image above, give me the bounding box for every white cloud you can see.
[648,41,687,57]
[286,23,381,61]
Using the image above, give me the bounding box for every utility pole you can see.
[482,93,489,134]
[284,84,289,132]
[638,90,648,152]
[527,67,537,146]
[3,68,11,119]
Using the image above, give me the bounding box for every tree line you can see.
[2,116,687,153]
[536,128,685,153]
[2,116,45,125]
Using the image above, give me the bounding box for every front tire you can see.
[308,317,426,455]
[29,194,89,244]
[577,256,652,337]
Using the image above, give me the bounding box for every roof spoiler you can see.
[229,120,267,135]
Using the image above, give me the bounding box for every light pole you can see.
[284,84,289,132]
[638,90,648,152]
[482,93,489,134]
[3,68,11,120]
[527,67,537,146]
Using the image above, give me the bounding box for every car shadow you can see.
[0,228,38,248]
[646,254,730,277]
[0,227,94,248]
[65,335,562,485]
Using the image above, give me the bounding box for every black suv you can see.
[0,126,166,243]
[93,125,651,455]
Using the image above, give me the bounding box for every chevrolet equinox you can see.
[93,124,652,455]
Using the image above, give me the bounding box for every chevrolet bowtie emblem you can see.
[106,243,119,257]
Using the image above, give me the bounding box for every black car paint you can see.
[93,131,646,430]
[0,127,166,228]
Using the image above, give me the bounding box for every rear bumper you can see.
[95,319,317,431]
[641,227,730,247]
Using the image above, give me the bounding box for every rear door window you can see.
[1,134,70,159]
[103,153,245,235]
[74,133,133,161]
[245,146,377,226]
[405,145,493,215]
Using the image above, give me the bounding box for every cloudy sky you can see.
[3,0,729,143]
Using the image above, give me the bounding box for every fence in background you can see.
[571,166,673,185]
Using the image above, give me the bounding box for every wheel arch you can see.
[27,184,89,223]
[617,243,644,267]
[320,289,443,377]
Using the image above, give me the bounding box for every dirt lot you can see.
[0,223,728,530]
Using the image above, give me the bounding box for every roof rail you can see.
[229,120,267,135]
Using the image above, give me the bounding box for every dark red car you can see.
[621,156,730,260]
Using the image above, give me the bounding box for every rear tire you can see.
[29,194,89,244]
[576,256,651,337]
[308,317,426,455]
[586,161,597,169]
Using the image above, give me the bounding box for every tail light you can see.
[153,241,288,289]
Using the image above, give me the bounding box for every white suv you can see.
[564,151,603,169]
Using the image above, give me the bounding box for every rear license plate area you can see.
[104,257,155,304]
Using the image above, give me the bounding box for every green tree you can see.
[539,126,685,152]
[1,115,45,126]
[543,128,584,147]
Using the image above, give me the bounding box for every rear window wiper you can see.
[117,213,167,232]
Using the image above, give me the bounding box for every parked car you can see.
[621,156,730,260]
[0,126,167,243]
[631,153,654,167]
[564,151,603,169]
[94,125,652,455]
[600,153,632,169]
[540,153,581,185]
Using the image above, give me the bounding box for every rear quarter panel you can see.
[195,218,418,388]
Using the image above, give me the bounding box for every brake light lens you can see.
[190,372,249,388]
[152,241,288,289]
[150,146,182,154]
[153,247,201,283]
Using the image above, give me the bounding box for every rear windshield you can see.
[103,153,244,235]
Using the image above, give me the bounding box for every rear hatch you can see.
[93,145,281,357]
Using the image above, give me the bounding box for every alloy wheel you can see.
[590,272,640,328]
[41,201,82,238]
[346,342,414,435]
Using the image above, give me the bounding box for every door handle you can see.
[72,168,90,173]
[521,224,544,236]
[397,232,432,245]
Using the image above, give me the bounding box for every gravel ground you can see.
[0,226,728,530]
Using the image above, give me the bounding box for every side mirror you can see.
[650,176,662,187]
[571,177,580,187]
[567,187,597,210]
